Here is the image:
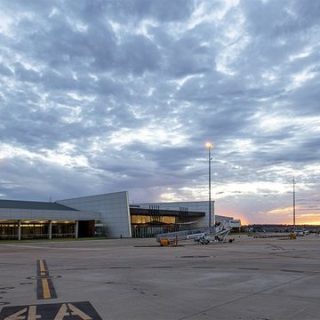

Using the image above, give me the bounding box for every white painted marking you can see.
[27,306,41,320]
[53,303,92,320]
[68,304,92,320]
[3,244,107,251]
[4,306,41,320]
[4,307,27,320]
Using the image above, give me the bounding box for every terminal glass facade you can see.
[131,215,180,238]
[0,221,18,240]
[0,220,76,240]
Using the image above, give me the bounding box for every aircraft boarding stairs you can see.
[156,221,232,244]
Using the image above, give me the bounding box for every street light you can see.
[205,142,214,234]
[293,177,296,232]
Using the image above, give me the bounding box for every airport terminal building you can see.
[0,191,240,240]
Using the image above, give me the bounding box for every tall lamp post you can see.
[205,142,214,234]
[293,177,296,232]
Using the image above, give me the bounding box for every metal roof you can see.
[0,199,78,211]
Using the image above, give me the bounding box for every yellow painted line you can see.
[41,278,51,299]
[39,260,47,274]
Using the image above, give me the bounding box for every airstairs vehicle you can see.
[156,220,232,245]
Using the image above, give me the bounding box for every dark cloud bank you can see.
[0,0,319,223]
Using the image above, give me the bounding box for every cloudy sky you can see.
[0,0,319,225]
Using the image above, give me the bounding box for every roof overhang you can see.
[130,207,205,218]
[0,208,100,221]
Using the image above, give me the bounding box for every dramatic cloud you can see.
[0,0,319,224]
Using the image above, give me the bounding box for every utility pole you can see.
[205,142,213,234]
[209,145,212,232]
[293,177,296,231]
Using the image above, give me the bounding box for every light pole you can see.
[205,142,214,234]
[293,177,296,232]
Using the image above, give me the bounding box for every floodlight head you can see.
[205,142,213,149]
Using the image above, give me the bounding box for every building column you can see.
[18,220,22,241]
[75,220,79,239]
[48,221,52,240]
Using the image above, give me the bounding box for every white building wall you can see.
[58,191,131,238]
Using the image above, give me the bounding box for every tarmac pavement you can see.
[0,235,319,320]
